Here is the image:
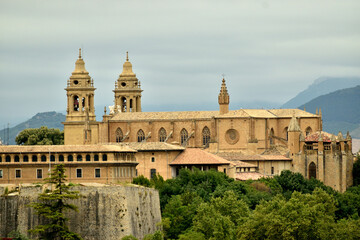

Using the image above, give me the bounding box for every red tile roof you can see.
[216,152,291,161]
[305,131,335,143]
[170,148,231,165]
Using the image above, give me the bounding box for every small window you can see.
[6,155,11,162]
[68,155,73,162]
[0,169,3,178]
[86,154,91,161]
[180,128,188,146]
[15,169,21,178]
[116,128,123,143]
[41,155,47,162]
[14,155,20,162]
[95,168,101,178]
[77,155,82,161]
[202,126,211,146]
[135,169,138,177]
[159,128,167,142]
[102,154,107,161]
[0,156,2,162]
[23,155,29,162]
[306,127,312,136]
[150,169,156,179]
[59,155,64,162]
[151,157,155,162]
[223,168,226,174]
[76,169,82,178]
[32,155,38,162]
[271,167,274,175]
[137,129,145,142]
[37,169,43,179]
[94,154,99,161]
[50,155,55,162]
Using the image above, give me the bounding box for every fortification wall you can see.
[0,184,161,240]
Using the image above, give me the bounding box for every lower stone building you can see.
[0,145,138,184]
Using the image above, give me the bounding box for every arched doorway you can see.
[309,162,316,179]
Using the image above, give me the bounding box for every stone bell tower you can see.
[113,52,143,113]
[218,77,230,115]
[63,49,98,145]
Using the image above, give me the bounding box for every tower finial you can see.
[126,51,129,61]
[79,48,82,59]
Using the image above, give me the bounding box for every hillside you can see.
[0,111,65,145]
[298,85,360,138]
[282,77,360,108]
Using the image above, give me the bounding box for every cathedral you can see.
[0,49,353,192]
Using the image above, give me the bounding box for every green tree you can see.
[353,155,360,186]
[132,175,151,187]
[29,164,82,240]
[237,188,338,240]
[16,126,64,145]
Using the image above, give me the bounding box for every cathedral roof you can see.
[170,148,231,165]
[216,152,291,161]
[110,108,318,121]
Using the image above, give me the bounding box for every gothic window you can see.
[309,162,316,179]
[137,129,145,142]
[306,127,312,136]
[284,127,288,140]
[74,95,79,111]
[202,126,211,147]
[159,128,167,142]
[180,128,188,146]
[116,128,123,142]
[269,128,275,145]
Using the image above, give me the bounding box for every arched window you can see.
[284,127,288,141]
[306,127,312,136]
[269,128,275,145]
[59,155,64,162]
[202,126,211,146]
[68,155,73,162]
[180,128,188,146]
[137,129,145,142]
[159,128,167,142]
[86,154,91,161]
[77,155,82,161]
[5,155,11,162]
[32,155,38,162]
[74,95,79,111]
[14,155,20,162]
[309,162,316,179]
[23,155,29,162]
[115,128,123,142]
[121,97,127,112]
[41,155,47,162]
[102,154,107,161]
[50,155,55,162]
[94,154,99,161]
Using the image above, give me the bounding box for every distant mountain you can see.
[282,77,360,108]
[0,111,65,145]
[298,85,360,138]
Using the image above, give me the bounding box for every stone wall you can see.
[0,184,161,240]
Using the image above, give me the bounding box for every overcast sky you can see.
[0,0,359,128]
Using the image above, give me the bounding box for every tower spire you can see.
[79,48,82,59]
[126,51,129,61]
[218,77,230,114]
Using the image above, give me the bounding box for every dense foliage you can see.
[30,164,82,240]
[15,126,64,145]
[129,169,360,240]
